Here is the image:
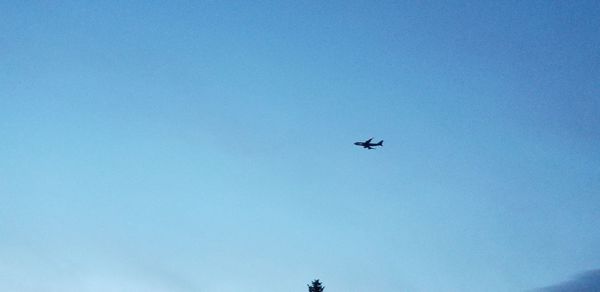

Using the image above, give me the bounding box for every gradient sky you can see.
[1,1,599,291]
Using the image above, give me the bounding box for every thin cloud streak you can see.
[0,247,200,292]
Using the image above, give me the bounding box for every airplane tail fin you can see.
[377,140,384,146]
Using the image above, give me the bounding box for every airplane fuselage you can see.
[354,139,383,149]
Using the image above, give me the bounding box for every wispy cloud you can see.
[0,245,201,292]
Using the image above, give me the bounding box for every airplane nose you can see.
[353,142,360,145]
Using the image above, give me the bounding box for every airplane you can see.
[354,138,384,149]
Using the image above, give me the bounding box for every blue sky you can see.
[1,1,599,291]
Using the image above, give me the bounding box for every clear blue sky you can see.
[1,1,599,291]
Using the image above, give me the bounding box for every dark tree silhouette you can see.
[308,279,325,292]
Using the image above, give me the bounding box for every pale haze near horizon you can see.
[1,1,599,291]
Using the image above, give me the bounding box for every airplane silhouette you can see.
[354,138,384,149]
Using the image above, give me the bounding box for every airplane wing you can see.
[367,146,374,149]
[365,138,373,144]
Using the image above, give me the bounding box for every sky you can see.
[1,1,599,291]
